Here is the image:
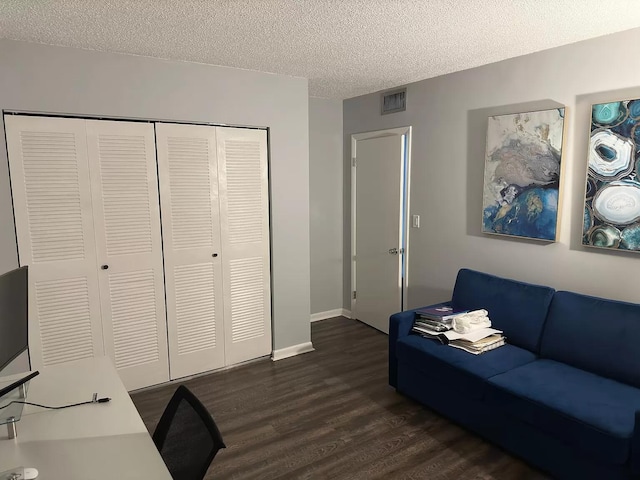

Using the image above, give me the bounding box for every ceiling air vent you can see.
[381,88,406,115]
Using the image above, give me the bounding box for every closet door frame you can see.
[5,111,274,384]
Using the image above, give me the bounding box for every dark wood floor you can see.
[132,317,547,480]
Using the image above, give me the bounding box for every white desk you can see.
[0,357,172,479]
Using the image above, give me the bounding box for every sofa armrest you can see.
[388,301,451,388]
[632,410,640,474]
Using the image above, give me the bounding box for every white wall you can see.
[344,27,640,309]
[309,97,343,316]
[0,39,311,353]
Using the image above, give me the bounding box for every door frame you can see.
[351,126,412,319]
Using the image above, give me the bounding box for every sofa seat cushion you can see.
[395,334,537,399]
[487,359,640,465]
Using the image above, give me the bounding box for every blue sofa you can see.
[389,268,640,480]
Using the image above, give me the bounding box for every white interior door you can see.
[352,129,410,333]
[85,120,169,390]
[217,127,272,365]
[5,115,105,369]
[155,123,226,380]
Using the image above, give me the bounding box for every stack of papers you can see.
[448,334,506,355]
[411,322,506,354]
[442,327,503,343]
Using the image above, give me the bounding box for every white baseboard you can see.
[271,342,315,361]
[310,308,352,322]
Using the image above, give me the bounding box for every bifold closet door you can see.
[217,127,272,365]
[5,115,104,369]
[155,123,226,379]
[85,120,169,390]
[8,115,270,385]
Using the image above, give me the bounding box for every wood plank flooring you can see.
[131,317,547,479]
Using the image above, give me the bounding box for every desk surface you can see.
[0,357,172,479]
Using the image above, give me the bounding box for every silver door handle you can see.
[388,248,398,255]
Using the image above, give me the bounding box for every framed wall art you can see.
[482,108,566,241]
[583,99,640,251]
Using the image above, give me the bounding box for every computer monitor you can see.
[0,266,28,372]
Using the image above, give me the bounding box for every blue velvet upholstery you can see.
[397,363,634,480]
[450,269,555,352]
[396,362,503,438]
[388,302,450,388]
[541,291,640,389]
[389,268,640,479]
[633,412,640,475]
[396,334,536,399]
[389,311,414,388]
[488,359,640,465]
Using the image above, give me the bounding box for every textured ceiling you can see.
[2,1,640,99]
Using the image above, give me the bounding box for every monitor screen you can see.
[0,266,28,372]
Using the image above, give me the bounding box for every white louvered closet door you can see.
[155,123,226,380]
[5,115,104,370]
[217,127,272,365]
[85,120,169,390]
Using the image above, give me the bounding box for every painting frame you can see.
[582,98,640,252]
[481,107,567,242]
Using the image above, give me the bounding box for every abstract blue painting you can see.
[583,99,640,251]
[482,109,565,241]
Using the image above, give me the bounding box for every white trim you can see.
[310,308,350,322]
[271,342,315,361]
[404,130,412,303]
[351,126,412,319]
[342,309,352,319]
[351,134,357,317]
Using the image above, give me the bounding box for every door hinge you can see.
[352,157,356,167]
[352,290,356,300]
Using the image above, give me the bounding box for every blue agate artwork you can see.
[482,109,565,241]
[583,99,640,251]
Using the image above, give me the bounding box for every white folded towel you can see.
[452,309,491,333]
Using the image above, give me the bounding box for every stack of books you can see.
[411,306,506,355]
[413,305,467,334]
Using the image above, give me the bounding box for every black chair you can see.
[153,385,226,480]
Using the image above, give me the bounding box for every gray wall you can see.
[344,27,640,310]
[309,97,343,315]
[0,39,310,352]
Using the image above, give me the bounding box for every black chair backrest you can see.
[153,385,225,480]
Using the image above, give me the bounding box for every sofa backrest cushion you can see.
[540,291,640,388]
[451,269,555,353]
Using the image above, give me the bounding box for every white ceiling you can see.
[2,1,640,99]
